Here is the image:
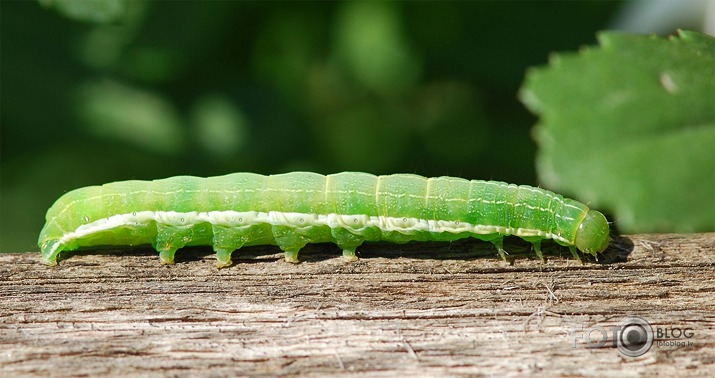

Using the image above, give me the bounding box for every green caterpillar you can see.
[38,172,610,267]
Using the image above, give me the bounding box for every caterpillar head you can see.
[574,210,610,256]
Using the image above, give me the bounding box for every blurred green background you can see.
[1,1,710,252]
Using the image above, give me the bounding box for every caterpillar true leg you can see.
[490,237,508,262]
[569,246,583,264]
[532,240,545,262]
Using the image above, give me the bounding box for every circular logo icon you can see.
[617,317,654,357]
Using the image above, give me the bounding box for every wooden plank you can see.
[1,233,714,377]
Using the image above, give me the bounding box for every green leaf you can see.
[39,0,127,23]
[520,30,715,233]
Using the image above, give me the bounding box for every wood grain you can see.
[1,233,714,377]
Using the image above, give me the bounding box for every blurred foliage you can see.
[39,0,128,23]
[4,0,703,252]
[521,30,715,233]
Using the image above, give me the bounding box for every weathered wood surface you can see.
[1,233,714,377]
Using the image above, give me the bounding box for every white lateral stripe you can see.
[58,210,572,246]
